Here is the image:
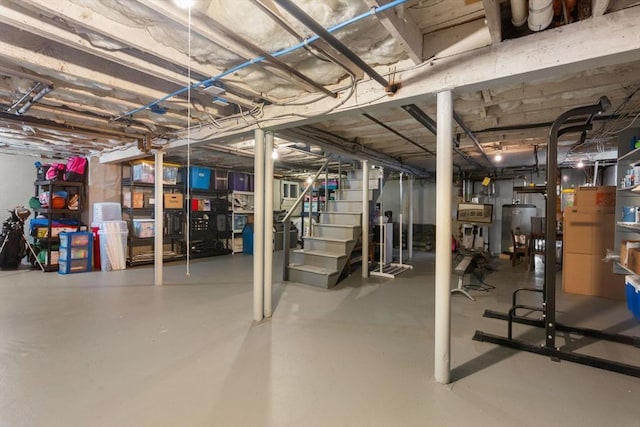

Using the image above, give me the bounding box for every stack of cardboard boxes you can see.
[562,186,624,299]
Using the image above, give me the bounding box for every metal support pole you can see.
[435,90,453,384]
[408,176,414,258]
[254,129,265,322]
[362,160,369,278]
[264,132,274,318]
[325,164,329,212]
[399,172,404,263]
[154,150,164,286]
[593,160,599,186]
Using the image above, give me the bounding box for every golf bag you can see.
[0,209,28,269]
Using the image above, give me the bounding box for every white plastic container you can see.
[98,220,128,271]
[93,202,122,227]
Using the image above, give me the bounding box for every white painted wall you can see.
[380,178,457,225]
[0,153,39,217]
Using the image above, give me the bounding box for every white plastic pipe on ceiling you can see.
[510,0,528,27]
[528,0,554,31]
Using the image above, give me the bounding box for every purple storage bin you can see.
[229,172,249,191]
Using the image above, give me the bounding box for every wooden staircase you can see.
[286,168,381,288]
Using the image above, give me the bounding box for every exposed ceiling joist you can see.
[363,0,423,64]
[481,0,502,44]
[18,0,266,106]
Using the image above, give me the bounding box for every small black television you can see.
[456,203,493,225]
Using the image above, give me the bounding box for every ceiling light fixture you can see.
[173,0,196,8]
[272,149,279,160]
[577,160,584,168]
[495,153,502,162]
[306,177,313,184]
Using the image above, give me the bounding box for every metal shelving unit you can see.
[33,180,85,272]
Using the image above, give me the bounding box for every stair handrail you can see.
[282,154,333,280]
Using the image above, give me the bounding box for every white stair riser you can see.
[346,179,379,190]
[350,169,382,180]
[335,189,373,201]
[320,213,361,225]
[326,200,365,212]
[288,268,338,288]
[305,239,350,253]
[313,225,361,240]
[290,252,345,270]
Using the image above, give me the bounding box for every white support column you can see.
[361,160,369,278]
[154,150,164,286]
[399,172,404,263]
[435,90,453,384]
[253,129,265,322]
[264,132,274,318]
[408,175,414,259]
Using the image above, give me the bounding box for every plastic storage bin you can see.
[92,202,122,226]
[625,276,640,319]
[179,167,211,190]
[132,160,179,184]
[99,221,128,271]
[229,172,249,191]
[132,219,155,237]
[212,170,228,190]
[58,231,92,274]
[242,223,254,255]
[163,163,179,185]
[132,160,155,183]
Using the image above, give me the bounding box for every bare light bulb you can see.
[272,150,278,160]
[495,153,502,162]
[173,0,196,8]
[577,160,584,168]
[306,177,313,184]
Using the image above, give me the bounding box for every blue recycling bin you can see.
[242,224,254,255]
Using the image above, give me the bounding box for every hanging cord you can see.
[186,6,192,276]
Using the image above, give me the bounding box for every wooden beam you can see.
[363,0,423,64]
[482,0,502,44]
[18,0,268,105]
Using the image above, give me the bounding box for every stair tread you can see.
[289,264,339,275]
[315,224,360,229]
[292,249,347,258]
[324,211,362,215]
[304,236,354,243]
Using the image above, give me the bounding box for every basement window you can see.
[282,181,299,199]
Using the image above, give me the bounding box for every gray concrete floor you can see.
[0,252,638,427]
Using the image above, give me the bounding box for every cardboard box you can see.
[563,252,624,298]
[627,248,640,275]
[620,240,640,266]
[163,193,183,209]
[563,208,615,255]
[123,191,144,208]
[574,186,616,208]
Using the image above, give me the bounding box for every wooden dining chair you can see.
[510,229,528,267]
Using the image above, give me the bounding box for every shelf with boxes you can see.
[178,165,233,258]
[230,191,254,254]
[121,161,185,266]
[31,180,86,272]
[614,144,640,319]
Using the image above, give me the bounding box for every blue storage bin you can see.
[625,276,640,320]
[190,167,211,190]
[58,231,92,274]
[242,224,254,255]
